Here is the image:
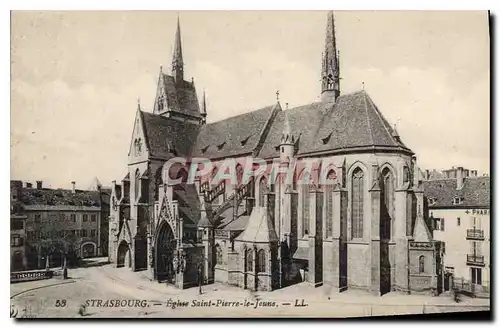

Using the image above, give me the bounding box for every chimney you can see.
[456,167,464,190]
[71,181,76,194]
[425,169,430,180]
[36,181,42,190]
[26,182,33,188]
[471,170,478,177]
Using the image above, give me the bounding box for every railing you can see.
[466,229,485,240]
[11,270,53,283]
[211,177,254,220]
[466,254,485,265]
[205,181,226,203]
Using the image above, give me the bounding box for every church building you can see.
[108,12,443,295]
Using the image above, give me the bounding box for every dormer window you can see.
[217,142,226,150]
[201,145,209,154]
[453,197,464,205]
[240,135,251,146]
[428,197,436,206]
[158,94,165,112]
[322,132,333,145]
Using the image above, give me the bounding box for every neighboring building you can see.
[11,181,27,271]
[422,167,490,294]
[10,180,110,270]
[109,12,443,295]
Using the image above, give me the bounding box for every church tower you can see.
[320,11,341,102]
[152,16,204,125]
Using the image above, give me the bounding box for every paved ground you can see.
[10,257,490,318]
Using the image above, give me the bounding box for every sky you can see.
[10,11,490,189]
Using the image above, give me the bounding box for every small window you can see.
[11,234,23,247]
[34,214,41,223]
[81,229,87,237]
[91,229,96,237]
[457,217,461,226]
[91,214,97,222]
[418,255,425,273]
[453,197,463,205]
[428,198,436,206]
[71,214,76,222]
[83,214,88,222]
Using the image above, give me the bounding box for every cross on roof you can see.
[276,90,280,101]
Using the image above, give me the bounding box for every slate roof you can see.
[161,74,200,118]
[235,207,278,243]
[141,111,200,159]
[422,176,490,208]
[192,104,278,159]
[141,90,411,162]
[259,91,410,158]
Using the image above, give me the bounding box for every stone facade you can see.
[108,11,443,295]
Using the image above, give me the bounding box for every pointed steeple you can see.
[172,15,184,83]
[321,11,340,102]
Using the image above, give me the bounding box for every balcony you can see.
[466,254,485,266]
[466,229,485,240]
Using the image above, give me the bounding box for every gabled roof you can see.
[422,176,490,208]
[235,207,278,243]
[141,111,200,159]
[192,103,279,159]
[259,90,411,159]
[140,90,411,162]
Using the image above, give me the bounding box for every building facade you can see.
[10,180,110,271]
[109,12,443,295]
[422,167,490,294]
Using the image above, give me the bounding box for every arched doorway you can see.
[81,242,96,258]
[117,241,131,268]
[155,221,177,284]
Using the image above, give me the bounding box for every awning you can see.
[292,247,309,261]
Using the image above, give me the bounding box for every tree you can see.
[35,214,81,268]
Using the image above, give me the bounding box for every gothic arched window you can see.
[215,244,223,265]
[351,167,364,239]
[135,169,141,201]
[256,249,266,273]
[259,176,268,207]
[235,163,243,186]
[302,183,310,237]
[419,255,425,273]
[245,248,254,272]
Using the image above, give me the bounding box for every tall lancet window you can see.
[351,168,364,239]
[302,183,310,237]
[135,169,141,201]
[259,176,268,207]
[325,170,336,238]
[381,168,394,240]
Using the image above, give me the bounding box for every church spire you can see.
[321,11,340,102]
[172,15,184,83]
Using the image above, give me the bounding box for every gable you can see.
[128,109,149,163]
[153,72,201,119]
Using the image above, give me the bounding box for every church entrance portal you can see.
[155,221,177,284]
